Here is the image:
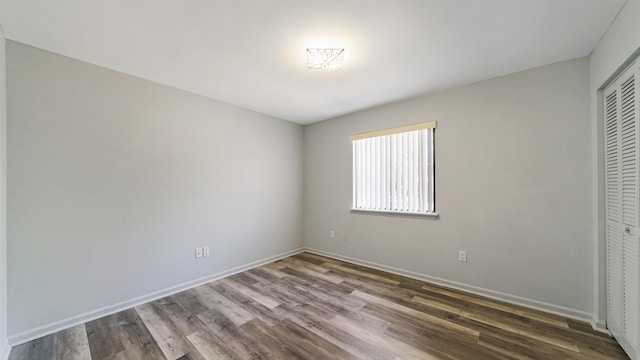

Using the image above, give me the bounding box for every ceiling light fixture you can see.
[306,48,345,69]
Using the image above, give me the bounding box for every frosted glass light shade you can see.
[306,48,344,69]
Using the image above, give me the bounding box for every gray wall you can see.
[6,41,304,337]
[304,57,593,315]
[589,0,640,328]
[0,24,8,358]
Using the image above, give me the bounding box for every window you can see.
[351,121,436,216]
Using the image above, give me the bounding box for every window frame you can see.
[350,121,438,218]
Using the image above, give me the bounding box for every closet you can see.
[605,58,640,360]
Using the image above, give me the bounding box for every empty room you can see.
[1,0,640,359]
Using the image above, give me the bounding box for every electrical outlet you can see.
[458,250,467,262]
[203,246,210,257]
[330,230,336,239]
[195,248,203,258]
[340,232,347,241]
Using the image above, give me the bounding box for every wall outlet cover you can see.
[458,250,467,262]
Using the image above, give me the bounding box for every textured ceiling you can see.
[0,0,627,124]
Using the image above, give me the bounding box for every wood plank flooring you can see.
[9,252,629,359]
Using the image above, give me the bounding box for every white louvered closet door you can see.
[605,59,640,360]
[606,80,624,340]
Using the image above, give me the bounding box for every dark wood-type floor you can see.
[9,252,629,360]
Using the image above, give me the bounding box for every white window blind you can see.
[351,121,436,215]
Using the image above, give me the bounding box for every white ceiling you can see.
[0,0,627,124]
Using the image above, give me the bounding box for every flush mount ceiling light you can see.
[306,48,345,69]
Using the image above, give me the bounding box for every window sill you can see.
[350,208,439,219]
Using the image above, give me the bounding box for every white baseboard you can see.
[8,246,601,347]
[0,339,10,360]
[591,317,610,335]
[8,247,305,346]
[305,247,594,324]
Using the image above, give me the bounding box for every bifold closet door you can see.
[605,59,640,360]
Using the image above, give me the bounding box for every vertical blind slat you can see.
[371,138,376,209]
[375,137,381,209]
[408,132,414,211]
[428,129,434,210]
[382,136,388,210]
[390,134,397,210]
[412,131,421,212]
[403,132,408,210]
[360,140,365,209]
[366,138,372,209]
[397,133,404,211]
[417,133,422,212]
[353,142,357,208]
